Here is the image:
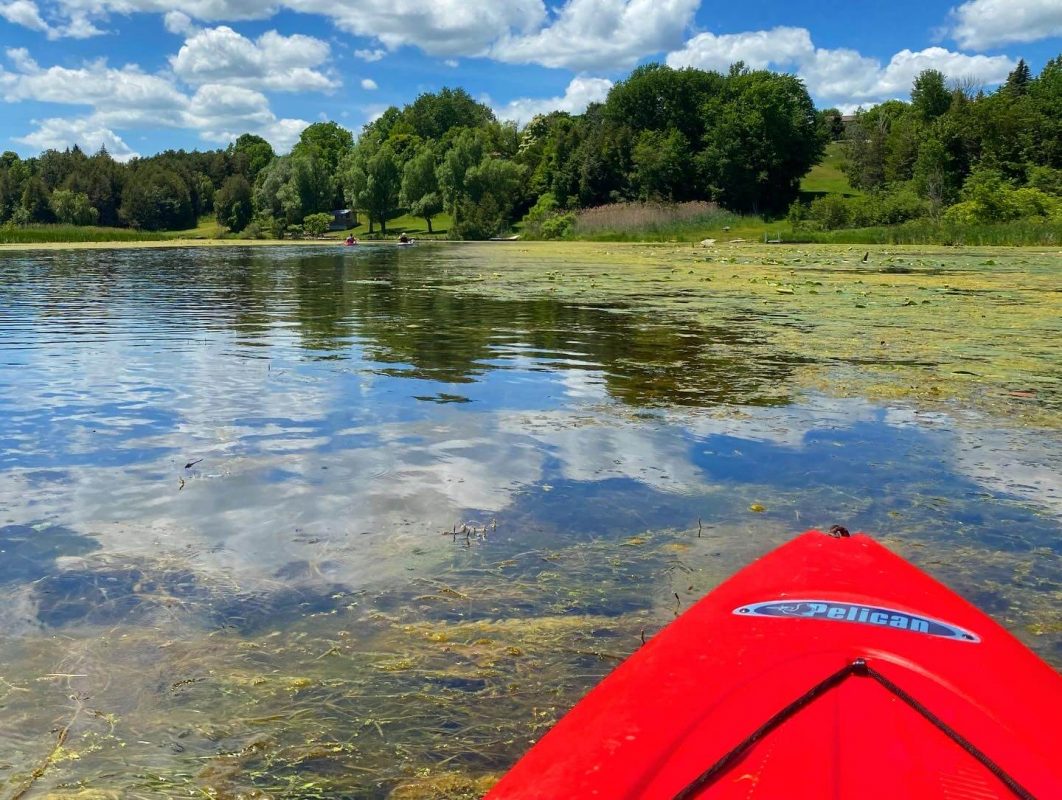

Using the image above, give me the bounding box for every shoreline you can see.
[1,238,1059,254]
[0,238,453,252]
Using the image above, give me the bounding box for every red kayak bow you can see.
[486,530,1062,799]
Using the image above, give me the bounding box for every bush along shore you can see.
[0,55,1059,247]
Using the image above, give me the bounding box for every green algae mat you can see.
[0,242,1058,799]
[448,242,1062,427]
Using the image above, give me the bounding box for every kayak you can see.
[486,529,1062,799]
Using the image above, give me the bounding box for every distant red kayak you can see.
[486,530,1062,799]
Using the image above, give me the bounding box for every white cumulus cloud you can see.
[14,115,138,159]
[497,75,613,125]
[0,0,102,38]
[1,48,189,126]
[170,26,333,92]
[185,83,308,149]
[948,0,1062,50]
[353,48,385,62]
[360,77,377,91]
[42,0,692,68]
[0,0,49,33]
[808,46,1015,104]
[164,10,196,35]
[286,0,546,57]
[2,47,308,153]
[665,27,814,73]
[666,27,1017,108]
[54,0,276,25]
[494,0,699,70]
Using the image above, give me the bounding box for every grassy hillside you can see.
[801,142,859,197]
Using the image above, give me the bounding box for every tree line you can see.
[793,56,1062,231]
[1,56,1058,239]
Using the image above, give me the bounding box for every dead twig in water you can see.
[8,692,86,800]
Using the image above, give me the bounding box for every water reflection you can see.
[0,523,99,584]
[1,244,1058,623]
[0,245,1058,797]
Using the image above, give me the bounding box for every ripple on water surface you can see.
[0,245,1058,797]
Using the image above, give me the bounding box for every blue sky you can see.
[0,0,1059,160]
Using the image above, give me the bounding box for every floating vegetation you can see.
[0,511,1056,798]
[0,242,1058,798]
[0,522,776,798]
[447,242,1062,427]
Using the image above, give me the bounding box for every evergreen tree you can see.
[20,176,54,223]
[120,164,194,230]
[1003,59,1032,97]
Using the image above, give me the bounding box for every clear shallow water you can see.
[0,245,1059,798]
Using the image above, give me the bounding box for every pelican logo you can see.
[733,600,980,642]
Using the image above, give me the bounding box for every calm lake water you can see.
[0,244,1059,798]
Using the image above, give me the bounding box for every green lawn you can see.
[801,142,860,197]
[0,213,451,245]
[169,216,225,239]
[329,211,452,239]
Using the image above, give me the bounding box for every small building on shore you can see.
[330,209,354,230]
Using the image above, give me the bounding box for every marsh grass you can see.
[570,202,748,241]
[0,224,176,244]
[0,216,228,244]
[781,219,1062,246]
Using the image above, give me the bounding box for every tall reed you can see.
[570,202,741,241]
[0,224,173,244]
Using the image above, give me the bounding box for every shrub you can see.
[51,189,99,226]
[942,201,979,225]
[946,170,1060,223]
[787,200,808,225]
[522,192,559,226]
[451,195,506,240]
[303,212,333,237]
[1010,188,1059,219]
[808,193,849,230]
[255,212,284,239]
[520,193,575,239]
[239,220,265,239]
[876,186,928,225]
[807,187,927,230]
[1026,166,1062,197]
[540,212,575,239]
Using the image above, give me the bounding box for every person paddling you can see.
[344,235,357,246]
[398,233,410,244]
